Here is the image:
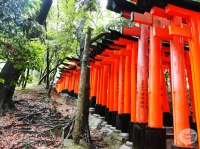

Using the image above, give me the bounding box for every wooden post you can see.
[73,27,92,144]
[185,51,196,122]
[170,16,191,148]
[136,24,148,124]
[131,43,138,123]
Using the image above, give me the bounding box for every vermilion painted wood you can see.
[122,26,141,37]
[160,50,170,113]
[102,59,115,111]
[148,16,163,128]
[101,60,111,110]
[99,67,102,105]
[166,4,192,18]
[92,68,98,97]
[76,71,80,95]
[55,80,60,92]
[114,38,136,45]
[153,26,172,40]
[136,24,149,123]
[95,62,102,105]
[109,44,124,50]
[107,65,111,110]
[121,23,171,123]
[64,76,68,91]
[118,55,125,114]
[188,14,200,147]
[124,45,132,114]
[56,79,62,93]
[170,16,191,147]
[73,71,78,95]
[119,49,132,56]
[121,10,131,19]
[90,61,108,106]
[102,55,120,112]
[169,25,191,38]
[185,51,196,122]
[161,67,170,113]
[114,58,120,111]
[150,6,170,18]
[131,43,138,122]
[67,75,71,92]
[132,12,152,25]
[166,4,200,147]
[93,54,119,112]
[114,46,133,114]
[64,75,68,91]
[70,71,75,93]
[104,49,114,54]
[89,68,94,99]
[102,65,109,106]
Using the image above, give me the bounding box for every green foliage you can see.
[45,0,132,60]
[0,0,46,71]
[46,0,83,58]
[82,0,133,39]
[0,78,5,84]
[0,0,136,88]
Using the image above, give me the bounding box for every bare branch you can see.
[90,32,111,44]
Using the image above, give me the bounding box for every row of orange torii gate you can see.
[55,1,200,149]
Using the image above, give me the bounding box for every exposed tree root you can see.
[0,98,75,148]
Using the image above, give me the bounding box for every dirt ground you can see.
[0,85,74,148]
[0,85,109,149]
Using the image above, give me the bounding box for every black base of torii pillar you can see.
[145,127,166,149]
[171,144,195,149]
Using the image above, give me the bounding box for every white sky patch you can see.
[100,0,108,7]
[93,0,120,29]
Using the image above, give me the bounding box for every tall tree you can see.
[73,28,110,145]
[38,0,53,89]
[0,0,52,115]
[73,27,92,144]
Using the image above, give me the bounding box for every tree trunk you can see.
[83,67,92,144]
[22,68,30,89]
[38,68,55,85]
[47,59,60,98]
[46,48,50,89]
[73,27,91,144]
[0,61,21,115]
[37,0,53,25]
[0,0,53,115]
[77,0,90,55]
[18,68,25,86]
[38,67,47,85]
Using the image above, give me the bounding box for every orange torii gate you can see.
[91,39,137,135]
[121,23,175,148]
[122,24,194,126]
[55,3,200,147]
[55,60,80,98]
[127,5,197,149]
[55,25,195,149]
[90,30,174,147]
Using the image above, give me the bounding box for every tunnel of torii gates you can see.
[54,0,200,148]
